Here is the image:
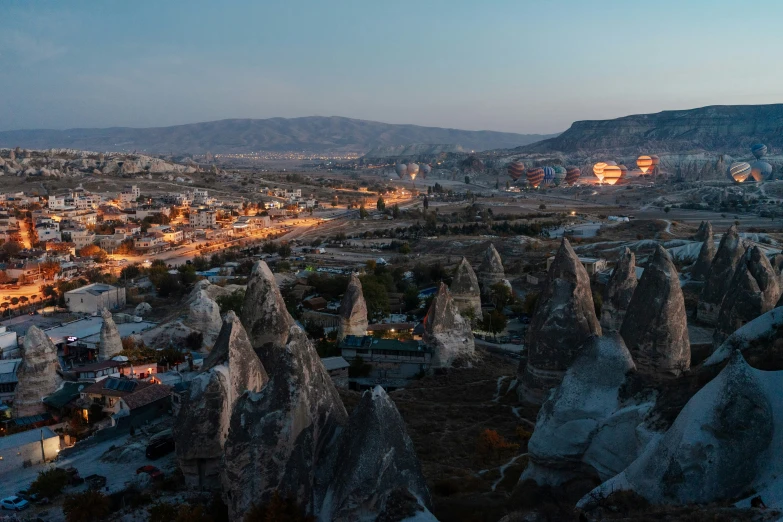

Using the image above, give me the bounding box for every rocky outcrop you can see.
[706,307,783,367]
[188,279,245,304]
[450,257,482,320]
[522,333,651,486]
[713,246,781,347]
[319,386,434,522]
[337,274,368,340]
[186,290,222,348]
[175,312,268,489]
[13,326,63,418]
[580,351,779,507]
[693,221,710,242]
[241,261,294,351]
[478,243,505,295]
[423,283,475,368]
[690,221,716,281]
[601,248,637,330]
[620,245,690,377]
[134,302,152,317]
[518,238,601,404]
[98,309,123,361]
[697,225,745,325]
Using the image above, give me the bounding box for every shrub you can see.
[63,490,111,522]
[476,429,519,457]
[30,467,70,498]
[185,331,204,351]
[515,426,532,441]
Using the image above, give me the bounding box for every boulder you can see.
[450,257,482,320]
[518,238,601,404]
[423,282,475,368]
[98,309,123,361]
[478,243,505,295]
[319,386,434,522]
[713,246,781,347]
[690,221,716,281]
[134,302,152,317]
[522,333,651,486]
[241,261,294,351]
[600,248,637,331]
[697,225,745,325]
[175,312,268,489]
[186,290,222,348]
[13,326,63,418]
[620,245,690,377]
[337,274,368,340]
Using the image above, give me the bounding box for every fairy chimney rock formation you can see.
[601,248,638,330]
[691,221,716,281]
[175,311,268,489]
[478,243,505,295]
[241,261,294,351]
[697,225,745,325]
[13,326,63,418]
[450,257,483,320]
[518,238,601,404]
[337,274,368,340]
[694,220,710,242]
[423,282,475,368]
[620,245,690,377]
[98,309,123,361]
[186,290,223,348]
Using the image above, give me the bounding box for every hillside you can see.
[523,104,783,154]
[0,117,555,155]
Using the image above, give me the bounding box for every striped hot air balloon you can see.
[637,155,653,174]
[603,165,622,185]
[507,160,525,181]
[565,166,581,185]
[407,163,419,181]
[593,162,607,182]
[542,166,555,186]
[728,162,752,183]
[553,166,567,185]
[751,160,772,182]
[526,167,544,188]
[751,143,768,159]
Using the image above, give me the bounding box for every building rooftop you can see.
[42,316,154,347]
[340,335,428,353]
[321,356,349,371]
[64,283,120,296]
[121,384,171,410]
[81,377,150,397]
[43,382,87,410]
[0,426,58,452]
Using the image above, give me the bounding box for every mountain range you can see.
[0,117,555,155]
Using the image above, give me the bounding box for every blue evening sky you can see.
[1,0,781,133]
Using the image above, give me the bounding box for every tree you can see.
[30,467,70,498]
[465,176,470,185]
[278,243,292,258]
[1,241,22,258]
[78,244,103,258]
[120,264,141,281]
[403,286,421,311]
[391,203,400,219]
[192,255,210,271]
[62,490,111,522]
[481,309,508,337]
[664,206,671,213]
[398,242,411,254]
[216,289,246,315]
[184,331,204,351]
[376,196,386,212]
[489,282,513,310]
[358,204,369,219]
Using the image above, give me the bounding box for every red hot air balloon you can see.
[565,166,581,185]
[507,160,525,181]
[526,167,544,188]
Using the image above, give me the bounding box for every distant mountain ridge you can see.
[523,104,783,155]
[0,116,556,155]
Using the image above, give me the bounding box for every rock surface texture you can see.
[423,282,475,368]
[697,225,745,325]
[98,309,123,361]
[186,290,223,348]
[519,238,601,404]
[450,257,482,320]
[241,261,294,351]
[620,245,690,377]
[601,248,637,331]
[478,243,505,295]
[134,302,152,317]
[690,221,716,281]
[13,326,63,418]
[337,274,368,340]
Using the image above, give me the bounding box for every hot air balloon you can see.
[728,162,752,183]
[507,160,525,181]
[618,165,628,179]
[637,155,653,174]
[751,143,768,159]
[542,166,555,186]
[751,160,773,182]
[407,163,420,181]
[593,162,607,182]
[605,160,617,166]
[565,166,581,185]
[650,155,660,175]
[394,163,406,178]
[526,167,544,188]
[421,164,431,179]
[553,166,567,185]
[603,165,622,185]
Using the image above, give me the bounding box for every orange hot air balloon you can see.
[526,167,544,188]
[637,155,653,174]
[565,166,581,185]
[507,160,525,181]
[603,165,622,185]
[593,162,607,182]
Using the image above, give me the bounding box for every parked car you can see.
[1,496,29,511]
[145,436,175,460]
[137,466,164,480]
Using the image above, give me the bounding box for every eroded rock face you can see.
[241,261,294,351]
[186,290,222,348]
[478,243,505,295]
[691,221,716,281]
[620,245,690,377]
[601,248,637,331]
[714,246,781,347]
[99,309,123,361]
[518,238,601,404]
[423,282,475,368]
[175,312,268,489]
[450,257,482,320]
[697,225,745,324]
[13,326,63,418]
[337,274,368,340]
[580,351,775,506]
[320,386,434,522]
[522,333,650,486]
[134,302,152,317]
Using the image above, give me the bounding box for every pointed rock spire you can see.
[697,225,745,325]
[601,248,638,330]
[337,274,368,340]
[519,238,601,403]
[694,220,710,242]
[186,289,222,348]
[691,221,716,281]
[478,243,505,295]
[620,245,690,376]
[99,309,123,361]
[13,326,63,418]
[423,282,475,367]
[241,261,294,351]
[450,257,482,319]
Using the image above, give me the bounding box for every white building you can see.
[0,327,19,359]
[64,284,126,314]
[0,427,60,472]
[190,209,217,228]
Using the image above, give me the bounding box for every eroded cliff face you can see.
[99,309,123,361]
[186,290,223,348]
[13,326,63,418]
[601,248,637,331]
[691,221,716,281]
[450,257,482,320]
[478,243,505,295]
[337,274,368,340]
[241,261,294,351]
[697,225,746,325]
[423,282,475,368]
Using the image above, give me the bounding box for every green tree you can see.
[359,204,369,219]
[398,242,411,254]
[464,175,470,185]
[30,467,70,498]
[391,203,400,219]
[120,264,141,281]
[192,255,210,271]
[278,243,292,258]
[489,282,513,310]
[403,286,421,311]
[216,289,246,315]
[376,196,386,212]
[481,309,508,337]
[62,490,111,522]
[359,275,390,320]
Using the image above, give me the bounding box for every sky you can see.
[1,0,782,134]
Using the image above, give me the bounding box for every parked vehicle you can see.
[84,475,107,490]
[145,436,175,460]
[136,465,164,480]
[0,496,29,511]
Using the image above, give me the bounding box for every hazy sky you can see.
[2,0,782,134]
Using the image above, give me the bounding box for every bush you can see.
[63,490,111,522]
[216,289,246,315]
[476,429,519,457]
[185,331,204,351]
[30,467,70,498]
